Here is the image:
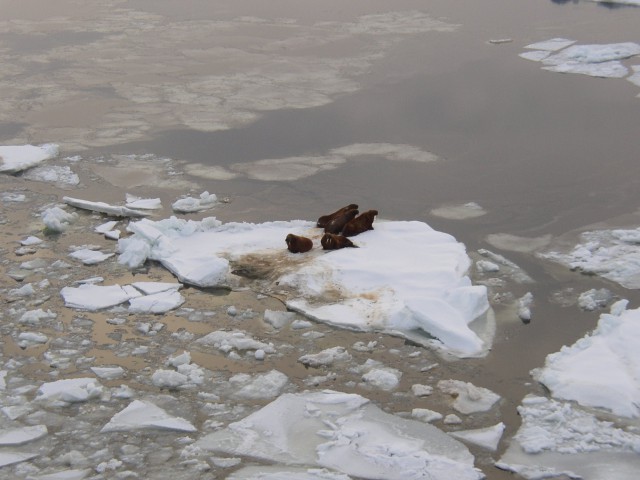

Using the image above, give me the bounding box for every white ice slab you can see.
[90,366,125,380]
[0,425,48,445]
[125,193,162,210]
[497,395,640,480]
[543,42,640,65]
[61,284,142,311]
[195,390,483,480]
[128,289,185,313]
[533,301,640,417]
[543,60,630,78]
[437,379,501,414]
[0,144,59,173]
[196,330,276,354]
[449,423,505,451]
[101,399,196,432]
[131,281,182,295]
[172,191,217,213]
[63,196,150,217]
[36,378,103,404]
[0,451,39,468]
[69,248,115,265]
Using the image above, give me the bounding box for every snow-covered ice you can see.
[101,400,196,432]
[172,191,217,213]
[437,379,501,414]
[299,347,352,368]
[42,206,77,232]
[497,395,640,480]
[118,217,491,357]
[195,390,483,480]
[0,144,59,173]
[449,423,505,451]
[195,330,276,355]
[68,248,114,265]
[35,378,103,405]
[540,227,640,288]
[125,193,162,210]
[533,300,640,418]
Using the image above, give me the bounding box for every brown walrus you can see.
[342,209,378,237]
[316,204,358,229]
[285,233,313,253]
[321,232,358,250]
[324,208,359,234]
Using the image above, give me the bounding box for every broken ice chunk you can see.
[101,400,196,432]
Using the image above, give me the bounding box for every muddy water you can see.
[2,0,640,478]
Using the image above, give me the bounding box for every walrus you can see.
[324,208,359,234]
[321,232,358,250]
[342,209,378,237]
[285,233,313,253]
[316,204,358,229]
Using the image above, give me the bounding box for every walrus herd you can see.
[286,204,378,253]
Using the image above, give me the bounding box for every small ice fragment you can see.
[438,379,501,414]
[255,349,266,360]
[412,408,443,423]
[90,366,125,380]
[172,191,218,213]
[125,194,162,210]
[299,347,352,368]
[444,414,462,425]
[21,236,42,246]
[449,422,505,451]
[517,292,534,322]
[42,206,76,232]
[577,288,612,311]
[101,400,196,432]
[95,221,118,233]
[69,249,114,265]
[264,309,296,329]
[411,384,434,397]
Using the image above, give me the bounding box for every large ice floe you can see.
[117,216,491,357]
[195,390,484,480]
[497,301,640,479]
[533,300,640,418]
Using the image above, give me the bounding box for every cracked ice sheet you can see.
[0,6,458,150]
[497,396,640,480]
[532,301,640,418]
[119,218,491,357]
[195,390,483,480]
